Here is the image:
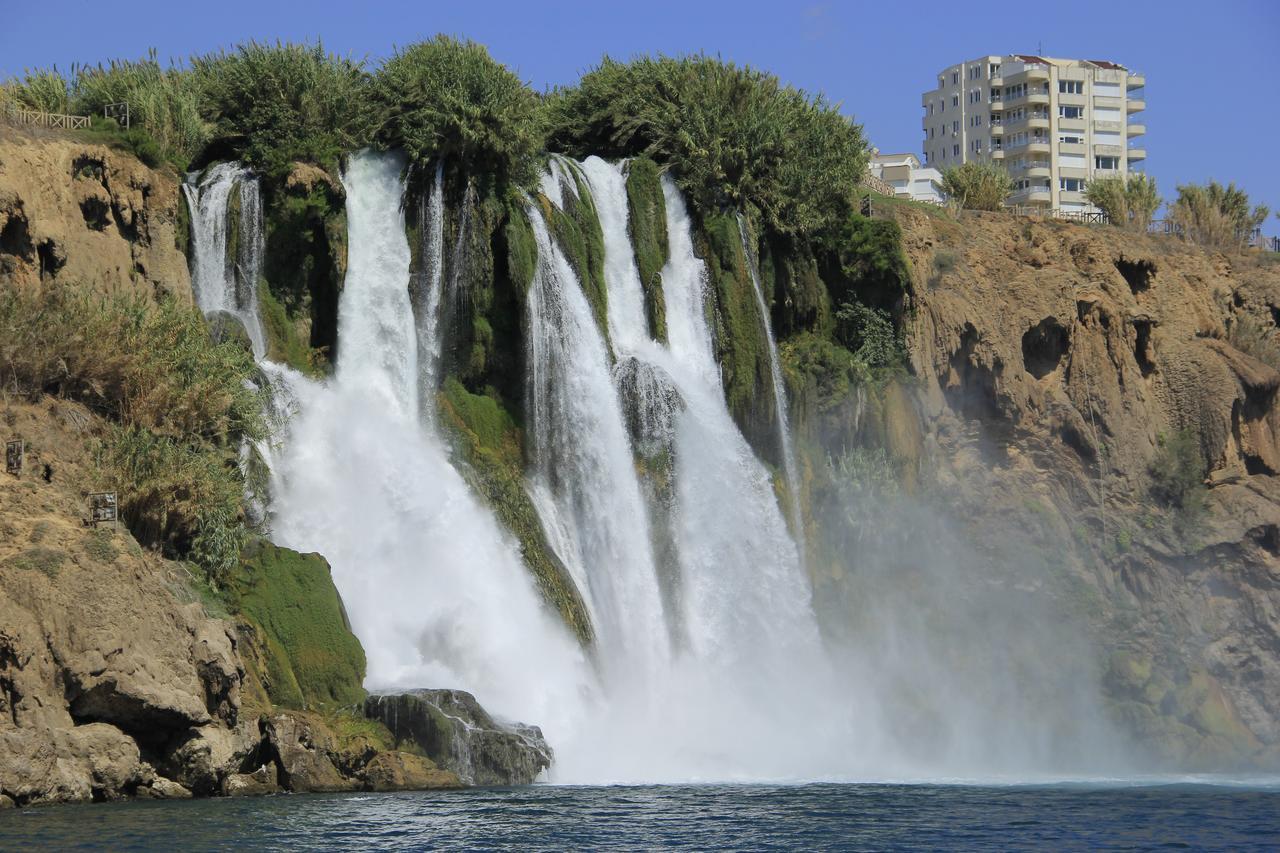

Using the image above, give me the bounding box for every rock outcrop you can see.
[365,690,553,785]
[885,208,1280,768]
[0,126,191,301]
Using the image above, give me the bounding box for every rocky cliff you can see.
[882,206,1279,768]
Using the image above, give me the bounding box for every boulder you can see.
[0,723,144,805]
[364,690,552,785]
[140,777,193,800]
[262,713,355,793]
[221,764,280,797]
[362,751,461,792]
[161,720,258,796]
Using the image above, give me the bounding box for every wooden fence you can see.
[2,103,90,130]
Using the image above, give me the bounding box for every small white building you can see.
[869,151,945,204]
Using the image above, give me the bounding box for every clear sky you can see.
[3,0,1278,234]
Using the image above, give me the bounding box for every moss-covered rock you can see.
[542,163,610,349]
[624,156,669,342]
[261,164,346,370]
[698,210,777,465]
[229,539,366,711]
[437,378,594,646]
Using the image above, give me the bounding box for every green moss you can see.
[229,539,367,710]
[502,199,537,295]
[437,378,594,647]
[262,175,345,369]
[259,286,320,375]
[624,156,669,342]
[544,165,610,349]
[699,211,774,463]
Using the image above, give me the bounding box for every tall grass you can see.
[0,287,263,582]
[2,67,70,113]
[544,55,868,237]
[374,36,542,185]
[70,51,208,166]
[191,41,375,176]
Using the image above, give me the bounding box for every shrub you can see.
[834,301,904,370]
[1085,173,1160,231]
[1228,313,1280,372]
[69,51,208,168]
[374,36,542,185]
[192,41,374,175]
[0,287,262,581]
[1149,429,1206,515]
[545,54,868,237]
[1170,181,1270,250]
[940,161,1013,211]
[817,214,912,308]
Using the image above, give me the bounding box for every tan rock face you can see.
[0,127,191,301]
[363,751,461,792]
[893,207,1280,767]
[262,713,356,793]
[0,399,247,804]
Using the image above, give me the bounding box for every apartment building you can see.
[921,55,1146,212]
[868,151,945,204]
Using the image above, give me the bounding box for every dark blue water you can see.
[2,782,1279,851]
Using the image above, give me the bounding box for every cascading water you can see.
[524,204,670,681]
[411,160,446,424]
[738,215,806,559]
[183,163,266,358]
[263,150,591,732]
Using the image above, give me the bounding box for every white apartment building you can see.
[921,55,1146,212]
[868,151,945,204]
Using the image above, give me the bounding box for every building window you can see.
[1095,155,1120,170]
[990,63,1001,78]
[952,94,959,107]
[929,104,935,116]
[1059,135,1083,145]
[1060,178,1086,192]
[953,71,959,84]
[953,144,960,157]
[1059,105,1085,119]
[953,120,959,134]
[1059,80,1084,95]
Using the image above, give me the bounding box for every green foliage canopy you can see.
[940,161,1013,211]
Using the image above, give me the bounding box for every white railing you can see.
[2,103,90,130]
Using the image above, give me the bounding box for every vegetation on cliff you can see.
[1170,181,1270,250]
[940,161,1014,211]
[544,55,868,239]
[0,288,262,582]
[1085,173,1160,231]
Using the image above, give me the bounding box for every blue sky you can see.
[3,0,1278,234]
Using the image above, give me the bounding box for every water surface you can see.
[3,782,1279,851]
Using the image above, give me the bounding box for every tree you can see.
[1085,173,1160,231]
[940,162,1012,211]
[1169,181,1270,250]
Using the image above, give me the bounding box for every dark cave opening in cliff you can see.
[1115,256,1156,294]
[1021,317,1070,380]
[1132,319,1157,376]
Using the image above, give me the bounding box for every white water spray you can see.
[265,150,591,733]
[183,163,266,358]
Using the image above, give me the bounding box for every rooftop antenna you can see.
[1038,40,1043,56]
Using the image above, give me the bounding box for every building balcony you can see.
[1013,187,1052,203]
[1127,98,1146,112]
[1024,164,1052,179]
[1059,142,1086,156]
[1094,119,1123,133]
[1058,93,1087,107]
[1005,114,1050,130]
[1127,122,1146,136]
[1093,95,1123,110]
[1059,117,1087,132]
[1026,141,1051,154]
[1094,143,1124,156]
[1127,73,1145,89]
[1059,166,1088,180]
[991,149,1005,159]
[1027,91,1050,105]
[990,123,1004,135]
[1059,190,1086,204]
[1127,147,1147,161]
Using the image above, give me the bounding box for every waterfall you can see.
[524,203,670,681]
[737,215,806,563]
[264,150,590,732]
[183,163,266,358]
[412,160,446,423]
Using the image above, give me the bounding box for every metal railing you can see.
[861,172,897,197]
